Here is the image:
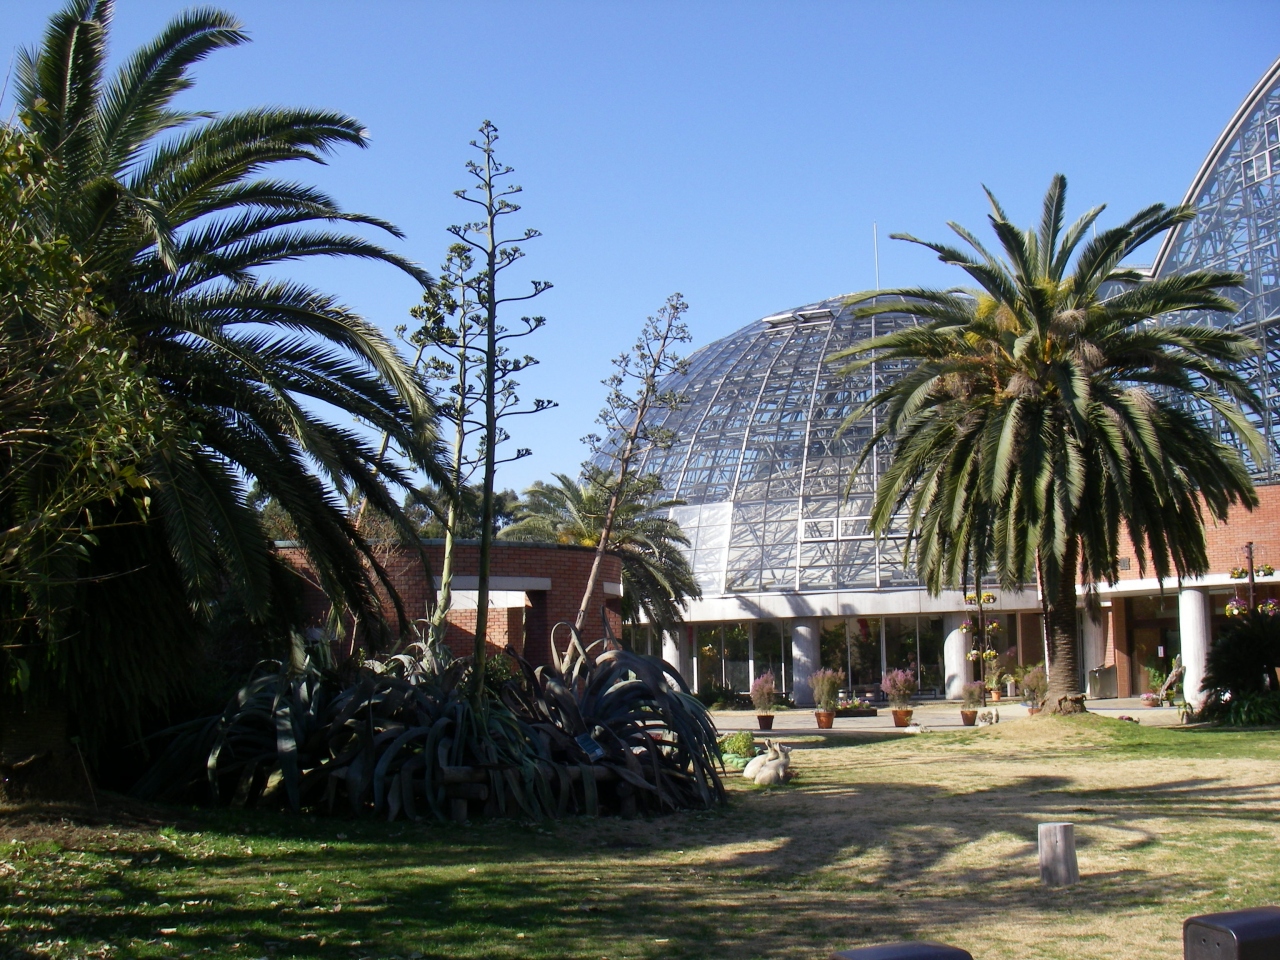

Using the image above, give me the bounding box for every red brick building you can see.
[278,541,623,667]
[1085,481,1280,700]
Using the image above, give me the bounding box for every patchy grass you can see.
[3,715,1279,960]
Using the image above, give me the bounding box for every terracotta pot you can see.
[892,708,913,727]
[960,709,978,726]
[1027,707,1042,716]
[990,690,1002,702]
[757,714,774,731]
[815,710,835,729]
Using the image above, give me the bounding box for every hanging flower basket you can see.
[1261,564,1275,577]
[1230,567,1249,580]
[1226,596,1248,617]
[1258,598,1280,617]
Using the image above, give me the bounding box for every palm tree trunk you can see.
[1045,535,1086,714]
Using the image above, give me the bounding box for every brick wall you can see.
[277,541,623,667]
[1113,481,1280,580]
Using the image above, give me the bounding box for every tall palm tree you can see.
[831,175,1262,711]
[499,469,700,635]
[5,1,444,746]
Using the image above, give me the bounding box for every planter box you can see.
[835,708,878,718]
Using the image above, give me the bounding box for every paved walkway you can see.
[711,697,1185,733]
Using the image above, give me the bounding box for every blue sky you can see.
[6,1,1280,492]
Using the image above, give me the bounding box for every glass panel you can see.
[849,616,882,688]
[696,625,721,694]
[820,619,847,673]
[884,616,919,681]
[918,617,945,695]
[753,621,792,693]
[724,623,750,692]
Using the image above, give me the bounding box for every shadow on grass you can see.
[8,720,1280,959]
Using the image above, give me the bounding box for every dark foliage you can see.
[1197,611,1280,725]
[136,627,724,819]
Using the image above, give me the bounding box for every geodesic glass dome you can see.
[629,294,923,597]
[1153,56,1280,477]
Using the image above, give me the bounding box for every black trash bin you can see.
[1185,906,1280,959]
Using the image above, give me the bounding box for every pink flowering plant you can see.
[751,671,776,714]
[881,668,918,708]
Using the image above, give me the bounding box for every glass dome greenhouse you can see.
[630,294,923,598]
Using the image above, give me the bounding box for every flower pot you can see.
[815,710,835,729]
[757,714,774,731]
[1027,707,1042,716]
[892,708,913,727]
[960,709,977,726]
[990,690,1002,702]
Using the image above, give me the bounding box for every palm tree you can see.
[5,1,444,748]
[831,175,1262,712]
[499,469,700,635]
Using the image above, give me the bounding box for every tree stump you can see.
[1038,822,1079,886]
[450,798,469,824]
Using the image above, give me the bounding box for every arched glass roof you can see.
[630,295,922,597]
[1154,56,1280,476]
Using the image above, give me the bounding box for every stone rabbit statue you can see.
[742,739,779,780]
[753,743,792,786]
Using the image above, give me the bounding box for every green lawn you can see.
[4,715,1279,960]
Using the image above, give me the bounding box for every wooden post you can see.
[1038,822,1079,886]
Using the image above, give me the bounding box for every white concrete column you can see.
[791,618,820,707]
[943,612,970,700]
[1180,587,1210,710]
[661,628,687,685]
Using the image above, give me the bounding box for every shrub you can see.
[1021,663,1047,706]
[961,681,984,708]
[809,667,844,711]
[137,628,726,818]
[1197,611,1280,725]
[750,671,776,713]
[881,668,917,707]
[720,730,755,758]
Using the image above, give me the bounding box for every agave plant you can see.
[138,626,725,820]
[499,626,724,814]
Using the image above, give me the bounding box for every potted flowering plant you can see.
[1226,596,1248,617]
[836,695,877,718]
[1230,567,1249,579]
[1261,564,1275,577]
[959,619,974,634]
[1140,692,1160,707]
[1258,598,1280,616]
[960,681,983,725]
[881,668,918,726]
[751,671,776,730]
[809,668,844,729]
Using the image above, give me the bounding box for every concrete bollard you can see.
[830,944,973,960]
[1038,821,1079,886]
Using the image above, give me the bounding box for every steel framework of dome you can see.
[632,294,921,599]
[1153,56,1280,476]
